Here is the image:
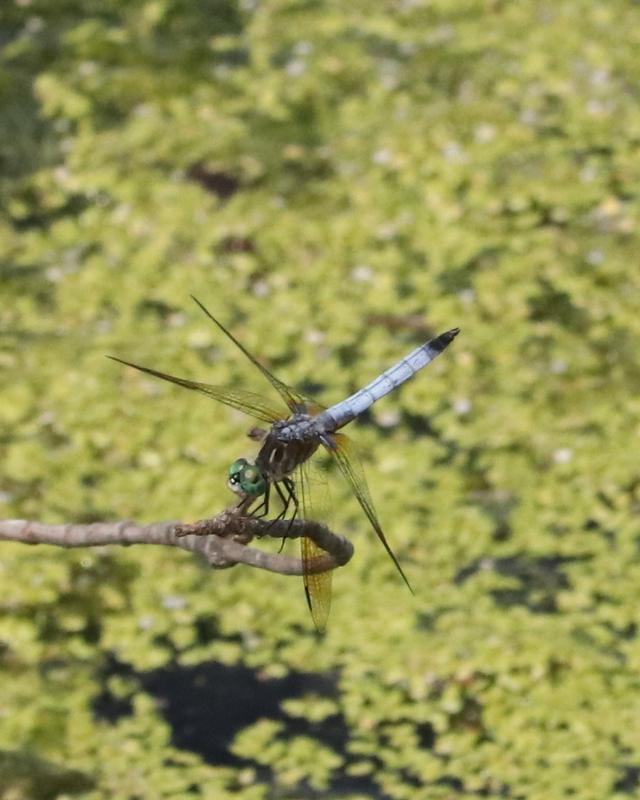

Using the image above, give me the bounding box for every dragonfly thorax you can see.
[256,418,322,482]
[269,414,322,442]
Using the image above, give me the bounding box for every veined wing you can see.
[324,431,413,593]
[107,356,285,424]
[298,459,332,633]
[191,296,321,415]
[301,537,332,634]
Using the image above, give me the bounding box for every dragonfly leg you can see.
[267,481,290,551]
[274,477,300,551]
[282,475,299,533]
[271,479,293,523]
[248,482,271,519]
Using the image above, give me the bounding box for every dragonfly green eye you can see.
[229,458,249,478]
[227,458,267,496]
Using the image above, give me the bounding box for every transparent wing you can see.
[301,537,332,634]
[298,459,332,633]
[107,356,285,424]
[325,432,414,593]
[191,296,320,415]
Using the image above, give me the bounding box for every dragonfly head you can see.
[227,458,267,497]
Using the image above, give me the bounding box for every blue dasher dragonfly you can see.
[110,297,459,631]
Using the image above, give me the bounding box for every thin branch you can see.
[0,511,353,576]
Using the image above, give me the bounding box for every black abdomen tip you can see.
[433,327,461,350]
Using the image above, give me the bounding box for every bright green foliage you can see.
[1,0,640,797]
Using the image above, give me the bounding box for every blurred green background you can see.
[1,1,640,798]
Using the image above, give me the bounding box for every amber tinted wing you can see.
[326,432,413,593]
[107,357,285,424]
[298,460,332,633]
[191,296,319,414]
[301,537,332,633]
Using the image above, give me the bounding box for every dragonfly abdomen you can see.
[316,327,460,430]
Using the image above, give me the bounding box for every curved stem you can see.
[0,512,354,576]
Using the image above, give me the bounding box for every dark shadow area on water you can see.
[94,655,394,798]
[455,553,591,614]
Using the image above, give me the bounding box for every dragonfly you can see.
[109,297,459,631]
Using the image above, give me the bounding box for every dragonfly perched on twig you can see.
[109,297,459,631]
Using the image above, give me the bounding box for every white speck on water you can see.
[474,123,496,143]
[139,450,161,468]
[25,15,44,33]
[305,328,325,345]
[112,203,133,223]
[580,166,597,183]
[286,59,306,77]
[553,448,573,464]
[378,59,400,90]
[586,98,614,117]
[78,61,97,77]
[167,312,186,328]
[351,264,374,283]
[442,141,465,162]
[376,222,397,240]
[162,595,187,610]
[373,148,393,166]
[133,103,153,118]
[453,398,472,415]
[252,280,270,298]
[377,408,401,428]
[294,41,313,56]
[54,166,70,184]
[586,249,604,266]
[590,68,610,88]
[520,108,539,126]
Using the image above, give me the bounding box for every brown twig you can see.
[0,511,353,576]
